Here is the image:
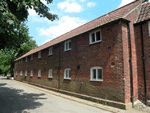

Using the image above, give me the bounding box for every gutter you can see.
[127,22,134,107]
[140,24,148,105]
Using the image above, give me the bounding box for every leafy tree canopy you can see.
[0,0,58,49]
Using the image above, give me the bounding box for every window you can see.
[38,51,41,58]
[48,69,53,78]
[64,40,71,51]
[25,70,27,76]
[16,71,17,75]
[48,47,53,55]
[30,70,33,77]
[89,29,102,44]
[25,57,27,62]
[21,59,23,63]
[20,71,22,76]
[31,54,33,60]
[148,21,150,36]
[64,68,71,79]
[38,70,41,77]
[90,67,103,81]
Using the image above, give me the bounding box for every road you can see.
[0,76,110,113]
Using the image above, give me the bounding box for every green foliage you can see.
[0,0,58,49]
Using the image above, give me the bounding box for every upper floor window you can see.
[31,54,33,60]
[90,67,103,81]
[25,70,27,76]
[64,68,71,79]
[38,51,41,59]
[48,47,53,55]
[30,70,33,77]
[20,71,22,76]
[148,21,150,36]
[89,29,102,44]
[64,40,71,51]
[21,59,23,63]
[38,70,41,77]
[25,57,27,62]
[48,69,53,78]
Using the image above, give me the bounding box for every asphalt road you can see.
[0,76,110,113]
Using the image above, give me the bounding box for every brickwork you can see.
[14,20,130,103]
[135,21,150,102]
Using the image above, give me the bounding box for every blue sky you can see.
[27,0,134,46]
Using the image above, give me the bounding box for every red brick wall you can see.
[14,20,130,103]
[135,21,150,102]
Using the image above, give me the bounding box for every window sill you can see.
[90,79,103,82]
[64,49,71,52]
[48,54,53,56]
[89,40,102,45]
[48,76,53,78]
[64,78,71,80]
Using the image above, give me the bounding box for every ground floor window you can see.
[90,67,103,81]
[30,70,33,77]
[38,70,41,77]
[25,70,27,76]
[20,71,22,76]
[64,68,71,79]
[48,69,53,78]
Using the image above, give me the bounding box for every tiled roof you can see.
[136,1,150,23]
[15,0,142,61]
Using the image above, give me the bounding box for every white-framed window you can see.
[38,51,41,59]
[48,47,53,55]
[38,70,41,77]
[148,21,150,36]
[31,54,33,60]
[21,59,23,63]
[25,57,27,62]
[90,67,103,81]
[89,29,102,44]
[30,70,33,77]
[20,71,22,76]
[64,40,71,51]
[25,70,27,76]
[64,68,71,79]
[48,69,53,78]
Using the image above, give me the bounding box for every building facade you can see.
[14,0,150,108]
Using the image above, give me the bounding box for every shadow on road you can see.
[0,83,47,113]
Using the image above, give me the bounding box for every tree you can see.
[0,0,58,49]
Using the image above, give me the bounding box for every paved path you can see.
[0,76,110,113]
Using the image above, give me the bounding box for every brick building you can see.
[14,0,150,109]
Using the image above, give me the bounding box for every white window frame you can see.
[48,47,53,56]
[31,54,33,60]
[90,67,103,81]
[148,21,150,36]
[64,68,71,79]
[64,40,71,51]
[25,70,27,76]
[89,29,102,45]
[38,51,41,59]
[38,70,41,77]
[21,59,23,63]
[25,57,27,62]
[30,70,33,77]
[48,69,53,78]
[20,71,22,76]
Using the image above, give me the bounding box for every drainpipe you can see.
[127,22,134,107]
[58,46,61,89]
[140,24,148,105]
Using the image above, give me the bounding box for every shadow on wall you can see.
[0,83,47,113]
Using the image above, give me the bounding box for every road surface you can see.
[0,76,110,113]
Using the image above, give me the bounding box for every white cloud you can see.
[57,1,83,13]
[80,0,85,2]
[42,39,52,45]
[28,8,37,16]
[29,16,52,23]
[38,16,86,39]
[87,2,96,7]
[119,0,134,7]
